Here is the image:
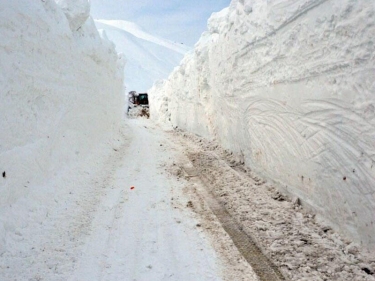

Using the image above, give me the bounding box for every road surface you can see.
[0,119,257,281]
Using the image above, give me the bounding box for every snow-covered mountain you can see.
[95,19,190,92]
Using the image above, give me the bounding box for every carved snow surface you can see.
[150,0,375,251]
[0,0,124,254]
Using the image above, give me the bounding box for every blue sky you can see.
[90,0,231,46]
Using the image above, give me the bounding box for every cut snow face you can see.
[0,0,123,254]
[95,19,190,92]
[149,0,375,251]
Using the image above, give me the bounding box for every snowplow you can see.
[127,91,149,118]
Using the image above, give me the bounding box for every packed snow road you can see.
[0,119,257,281]
[68,119,225,281]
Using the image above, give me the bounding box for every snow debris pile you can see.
[0,0,124,254]
[150,0,375,251]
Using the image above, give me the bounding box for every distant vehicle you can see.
[137,93,149,107]
[127,91,149,118]
[128,91,148,108]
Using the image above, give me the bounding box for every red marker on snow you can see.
[130,186,135,190]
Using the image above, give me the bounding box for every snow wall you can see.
[0,0,124,253]
[150,0,375,251]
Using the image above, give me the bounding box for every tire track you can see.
[182,163,285,281]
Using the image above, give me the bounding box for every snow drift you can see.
[0,0,124,253]
[94,20,190,92]
[150,0,375,251]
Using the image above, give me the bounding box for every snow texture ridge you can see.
[150,0,375,251]
[0,0,124,254]
[55,0,90,32]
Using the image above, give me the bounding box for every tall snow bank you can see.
[150,0,375,251]
[0,0,124,253]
